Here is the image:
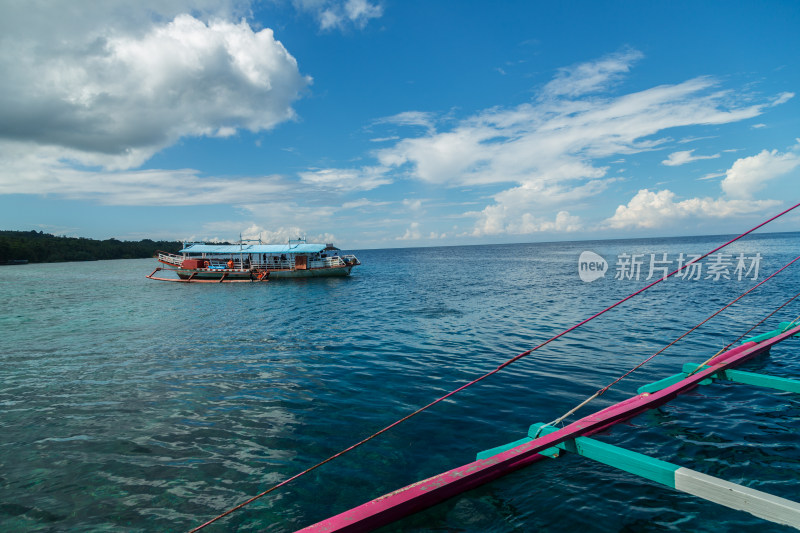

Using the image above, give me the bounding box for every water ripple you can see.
[1,234,799,531]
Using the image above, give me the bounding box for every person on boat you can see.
[226,259,234,269]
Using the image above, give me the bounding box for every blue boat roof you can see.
[180,243,338,254]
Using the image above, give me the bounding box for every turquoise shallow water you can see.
[1,232,799,532]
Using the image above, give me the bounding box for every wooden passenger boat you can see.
[147,238,360,283]
[299,322,800,531]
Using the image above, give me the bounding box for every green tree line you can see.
[0,230,183,264]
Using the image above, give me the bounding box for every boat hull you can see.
[174,265,353,280]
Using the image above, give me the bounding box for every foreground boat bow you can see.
[299,323,800,532]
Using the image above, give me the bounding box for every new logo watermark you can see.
[578,252,762,283]
[578,251,608,283]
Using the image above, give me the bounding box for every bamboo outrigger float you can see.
[299,322,800,531]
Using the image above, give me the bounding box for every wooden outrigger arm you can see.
[146,267,269,283]
[298,323,800,532]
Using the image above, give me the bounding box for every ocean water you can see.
[1,232,799,532]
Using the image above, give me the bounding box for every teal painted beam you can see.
[530,423,679,487]
[529,423,800,528]
[638,321,799,394]
[637,372,713,395]
[681,363,800,394]
[742,328,783,344]
[741,322,799,344]
[475,437,531,460]
[475,436,560,461]
[637,373,687,394]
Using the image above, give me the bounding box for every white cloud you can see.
[294,0,383,31]
[222,203,342,242]
[370,51,787,236]
[542,49,644,98]
[609,143,798,230]
[771,92,795,106]
[662,149,720,166]
[239,224,335,244]
[341,198,391,209]
[470,179,610,236]
[721,148,800,198]
[403,198,423,210]
[472,208,582,236]
[195,222,336,244]
[239,202,337,221]
[378,73,771,189]
[298,166,391,191]
[0,9,310,170]
[374,111,436,134]
[0,143,290,205]
[679,135,718,144]
[698,172,726,181]
[397,221,421,240]
[605,189,779,229]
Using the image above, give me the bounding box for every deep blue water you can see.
[1,232,799,532]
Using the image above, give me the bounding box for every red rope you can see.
[685,284,800,376]
[603,254,800,389]
[189,201,800,532]
[537,252,800,432]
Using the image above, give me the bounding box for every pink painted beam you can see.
[298,325,800,532]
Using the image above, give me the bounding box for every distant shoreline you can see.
[2,229,797,262]
[0,230,183,264]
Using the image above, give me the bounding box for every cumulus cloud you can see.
[397,221,421,240]
[0,3,313,208]
[720,148,800,199]
[662,149,720,166]
[608,142,799,230]
[605,189,779,229]
[472,208,582,236]
[0,9,310,170]
[470,179,609,235]
[239,224,335,244]
[294,0,383,31]
[369,50,787,236]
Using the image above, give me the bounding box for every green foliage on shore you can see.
[0,230,182,264]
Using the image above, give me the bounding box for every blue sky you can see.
[0,1,798,248]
